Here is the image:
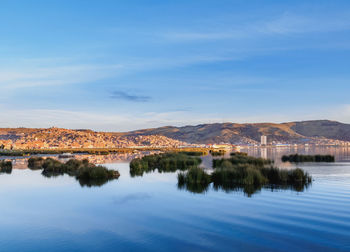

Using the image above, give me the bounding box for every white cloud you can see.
[0,53,242,92]
[0,63,123,89]
[1,105,349,132]
[162,12,350,42]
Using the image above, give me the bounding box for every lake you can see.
[0,147,349,251]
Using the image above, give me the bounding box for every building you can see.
[212,144,235,150]
[261,135,267,146]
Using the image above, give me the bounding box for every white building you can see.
[261,135,267,146]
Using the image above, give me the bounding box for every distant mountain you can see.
[125,120,350,144]
[1,120,349,148]
[285,120,350,142]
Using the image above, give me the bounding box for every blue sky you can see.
[1,0,350,131]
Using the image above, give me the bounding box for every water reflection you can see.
[26,157,121,188]
[177,181,210,194]
[0,148,349,251]
[0,151,160,188]
[261,147,267,159]
[0,160,12,174]
[0,151,161,169]
[0,147,346,194]
[41,170,116,187]
[77,177,116,187]
[178,178,311,197]
[241,146,350,164]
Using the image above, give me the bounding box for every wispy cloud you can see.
[0,105,349,132]
[110,91,151,102]
[0,54,240,92]
[0,62,123,89]
[258,12,350,35]
[162,12,350,42]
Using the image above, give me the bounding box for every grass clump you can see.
[28,157,45,169]
[178,167,211,193]
[130,152,202,177]
[212,165,268,187]
[0,160,12,174]
[213,152,273,168]
[230,152,248,156]
[177,152,312,196]
[281,154,335,163]
[75,165,120,187]
[178,151,208,156]
[27,157,119,187]
[210,150,226,156]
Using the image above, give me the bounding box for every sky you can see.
[1,0,350,131]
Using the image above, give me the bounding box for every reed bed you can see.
[129,152,202,177]
[28,157,119,187]
[282,154,335,163]
[0,160,12,174]
[178,152,311,196]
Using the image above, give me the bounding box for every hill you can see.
[285,120,350,142]
[126,120,350,144]
[0,120,349,148]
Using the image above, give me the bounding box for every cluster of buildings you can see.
[1,128,350,151]
[257,135,350,148]
[0,128,189,150]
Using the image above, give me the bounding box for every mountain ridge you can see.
[124,120,350,144]
[1,120,349,148]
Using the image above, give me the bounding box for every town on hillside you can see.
[0,127,189,150]
[1,127,350,151]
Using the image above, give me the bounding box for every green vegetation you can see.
[130,152,202,177]
[211,166,311,196]
[0,160,12,174]
[213,152,273,168]
[28,157,120,187]
[281,154,335,163]
[210,150,226,156]
[28,156,45,169]
[230,152,248,156]
[178,152,312,196]
[0,147,211,157]
[178,151,208,156]
[178,167,211,193]
[75,164,120,187]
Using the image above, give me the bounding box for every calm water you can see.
[0,148,350,251]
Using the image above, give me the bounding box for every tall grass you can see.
[177,152,312,196]
[27,157,119,186]
[178,151,208,156]
[178,167,211,193]
[0,147,211,157]
[0,160,12,174]
[282,154,335,163]
[130,152,202,177]
[213,152,273,168]
[210,150,226,156]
